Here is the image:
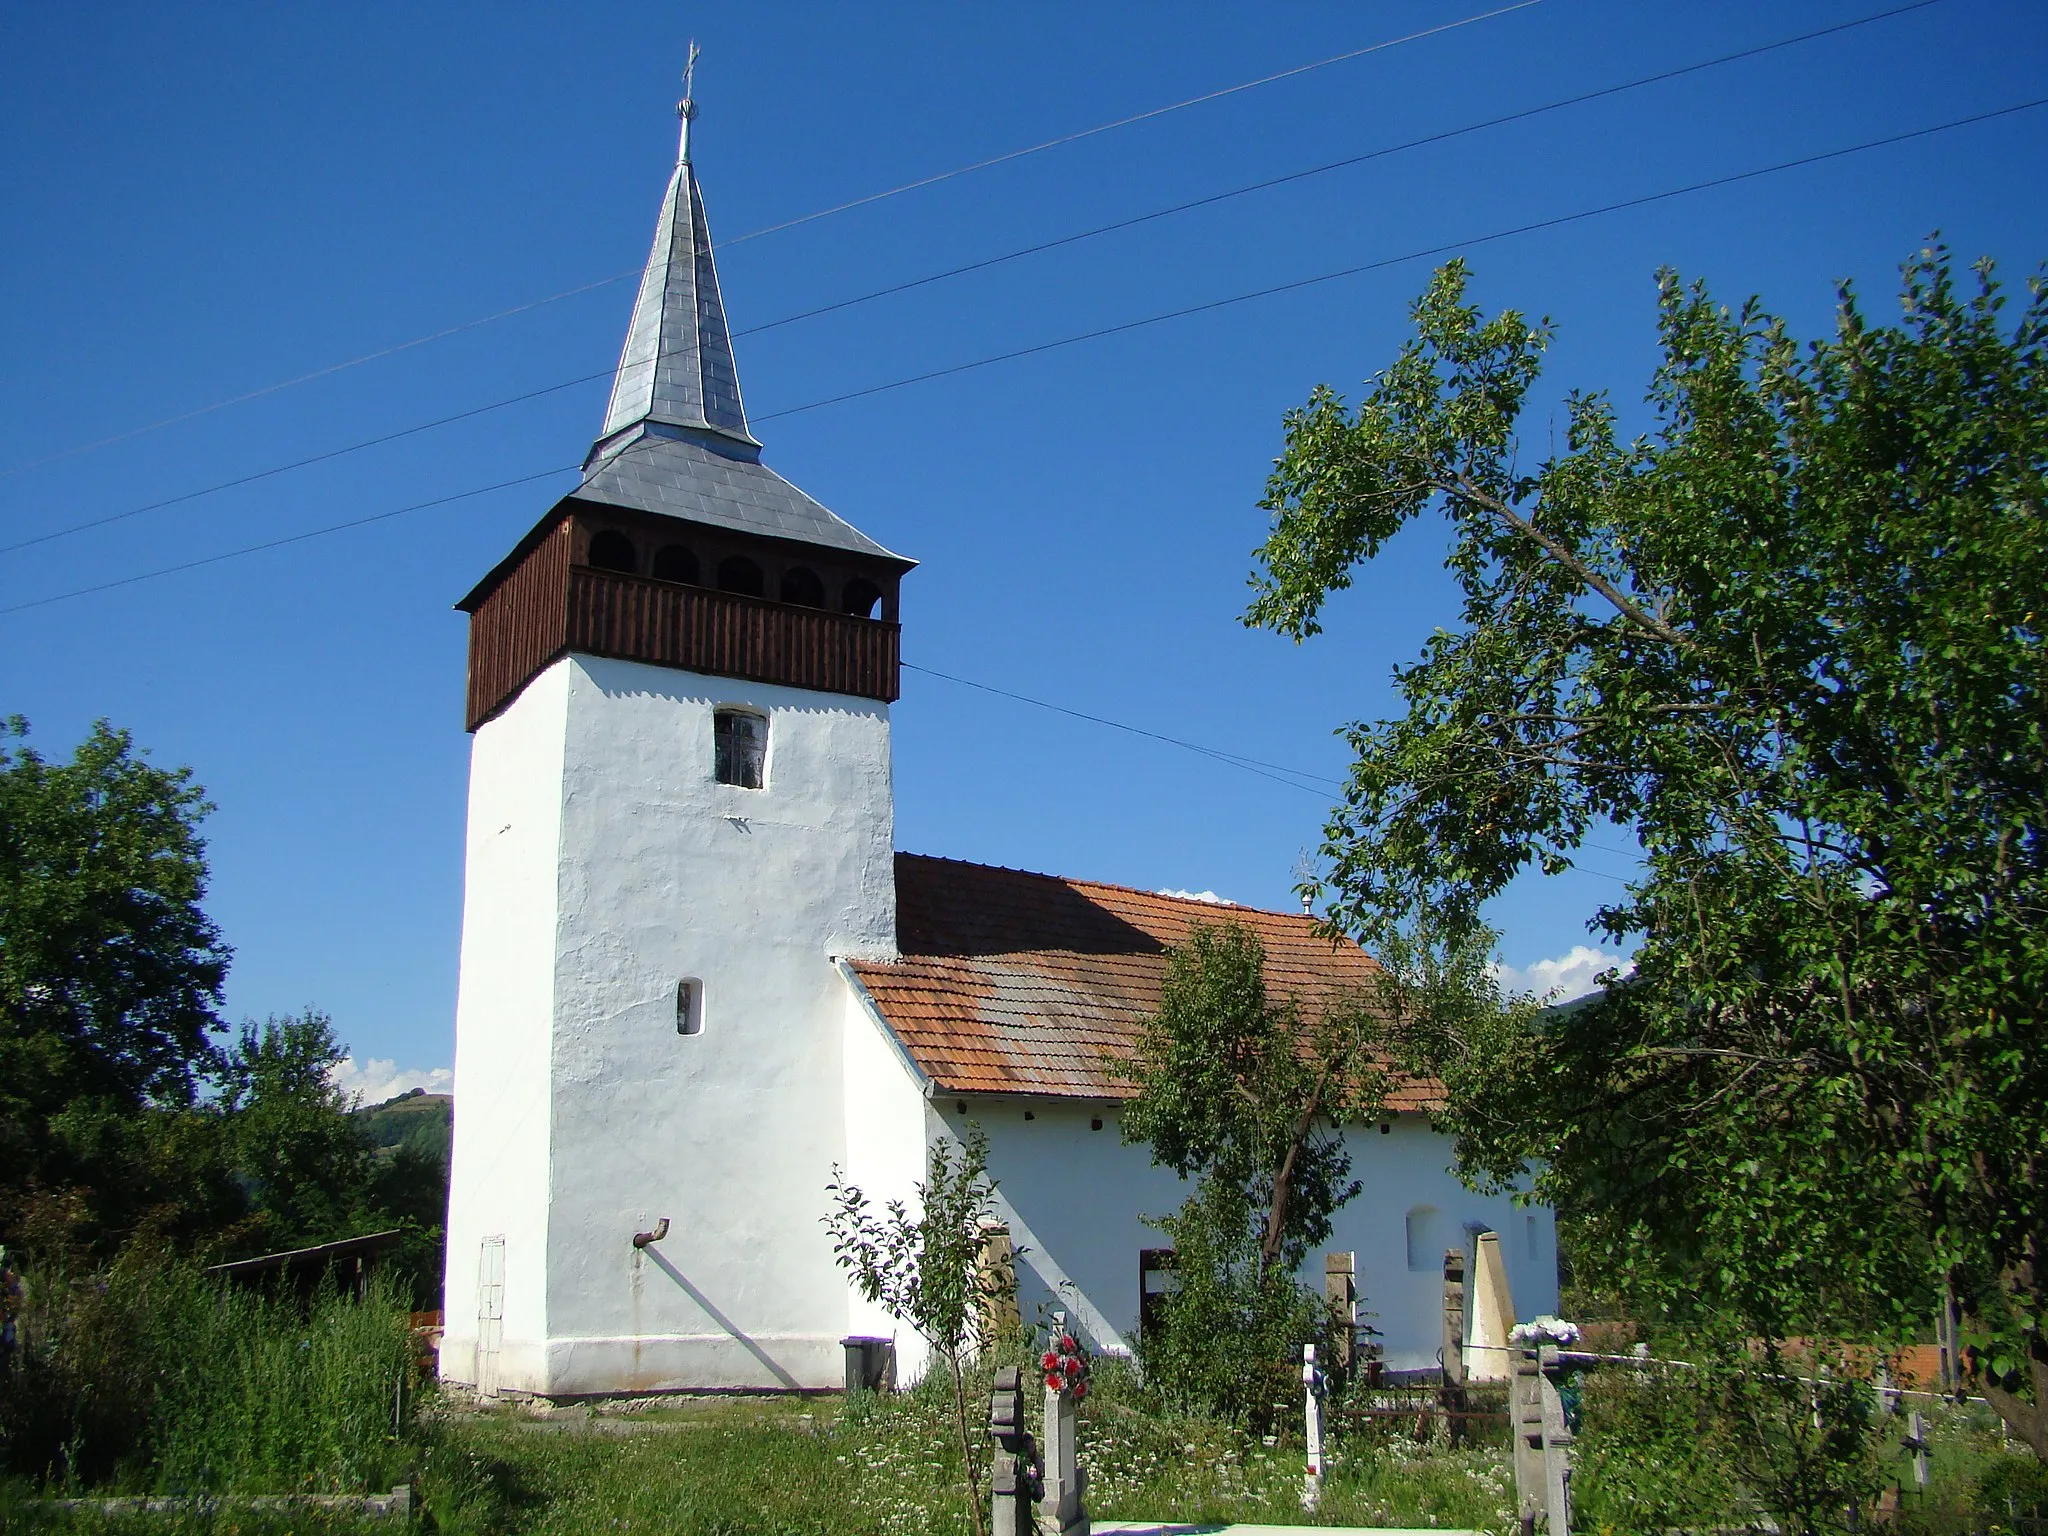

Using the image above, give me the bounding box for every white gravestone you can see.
[1039,1312,1089,1536]
[1302,1342,1326,1511]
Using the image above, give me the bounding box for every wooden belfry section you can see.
[458,508,905,730]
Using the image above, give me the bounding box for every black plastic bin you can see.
[841,1335,896,1394]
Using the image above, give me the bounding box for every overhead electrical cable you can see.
[721,1,1545,244]
[903,660,1344,795]
[4,94,2040,620]
[0,2,1541,482]
[6,0,1948,558]
[0,372,613,556]
[734,0,1943,342]
[751,95,2047,425]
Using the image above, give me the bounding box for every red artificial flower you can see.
[1073,1380,1089,1402]
[1042,1351,1059,1371]
[1059,1334,1077,1353]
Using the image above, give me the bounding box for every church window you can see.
[713,708,767,788]
[717,556,765,597]
[652,544,700,584]
[780,565,826,607]
[1405,1205,1443,1272]
[842,577,882,619]
[588,529,636,573]
[676,979,703,1036]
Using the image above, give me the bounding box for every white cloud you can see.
[1157,888,1234,906]
[328,1056,452,1107]
[1493,945,1632,1005]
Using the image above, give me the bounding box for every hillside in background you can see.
[357,1088,451,1168]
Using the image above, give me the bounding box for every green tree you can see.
[220,1010,378,1251]
[1121,919,1389,1277]
[1245,248,2048,1454]
[0,718,231,1248]
[825,1125,1005,1536]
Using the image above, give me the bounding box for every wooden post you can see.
[978,1223,1020,1343]
[1325,1251,1356,1382]
[1937,1281,1963,1395]
[1442,1246,1469,1444]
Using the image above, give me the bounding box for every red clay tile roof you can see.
[846,854,1441,1110]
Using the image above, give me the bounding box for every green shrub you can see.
[1571,1337,1888,1536]
[1133,1176,1325,1428]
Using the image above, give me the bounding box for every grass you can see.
[1,1256,416,1498]
[7,1278,2045,1534]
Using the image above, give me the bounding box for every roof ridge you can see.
[894,850,1338,934]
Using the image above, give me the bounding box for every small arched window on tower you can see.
[842,577,882,619]
[717,556,765,597]
[779,566,826,608]
[713,708,767,789]
[675,978,704,1036]
[651,544,700,584]
[588,529,636,573]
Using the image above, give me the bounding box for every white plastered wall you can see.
[839,970,942,1383]
[440,662,570,1390]
[538,654,896,1394]
[944,1102,1557,1372]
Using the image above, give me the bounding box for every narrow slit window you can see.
[676,979,703,1036]
[713,708,767,789]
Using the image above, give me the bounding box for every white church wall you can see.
[945,1102,1557,1374]
[839,973,943,1382]
[441,661,571,1391]
[537,654,897,1394]
[1325,1116,1557,1372]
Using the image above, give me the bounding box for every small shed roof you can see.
[205,1228,405,1287]
[847,854,1441,1110]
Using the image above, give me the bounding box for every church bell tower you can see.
[440,80,913,1396]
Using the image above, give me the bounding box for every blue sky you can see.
[5,1,2045,1095]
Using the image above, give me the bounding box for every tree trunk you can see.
[1260,1075,1329,1276]
[1976,1349,2048,1460]
[949,1348,988,1536]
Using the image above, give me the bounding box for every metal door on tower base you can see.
[476,1235,506,1396]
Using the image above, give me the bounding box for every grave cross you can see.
[989,1366,1042,1536]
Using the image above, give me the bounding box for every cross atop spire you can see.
[589,54,756,457]
[677,40,700,165]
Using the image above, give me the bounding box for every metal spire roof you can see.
[570,72,909,567]
[592,70,754,451]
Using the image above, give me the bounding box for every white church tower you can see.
[440,85,914,1396]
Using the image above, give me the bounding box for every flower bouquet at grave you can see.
[1042,1329,1091,1401]
[1508,1315,1582,1348]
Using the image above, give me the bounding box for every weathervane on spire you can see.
[676,40,701,164]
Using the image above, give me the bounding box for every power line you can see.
[0,465,578,616]
[4,94,2039,618]
[722,1,1544,246]
[8,0,1947,559]
[735,0,1943,344]
[904,661,1343,796]
[0,3,1540,483]
[751,95,2048,425]
[0,276,638,483]
[0,372,612,556]
[906,662,1642,886]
